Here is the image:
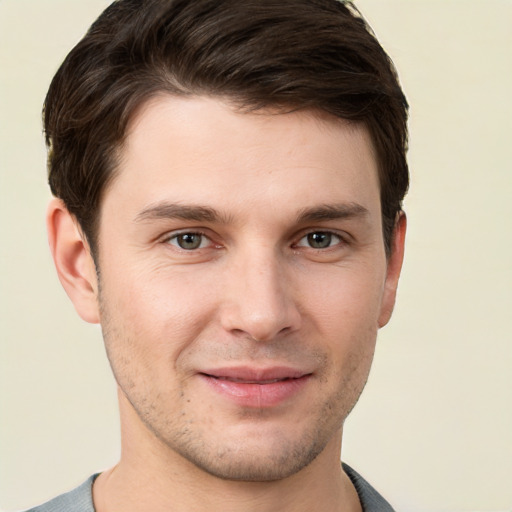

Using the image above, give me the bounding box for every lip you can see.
[199,366,312,408]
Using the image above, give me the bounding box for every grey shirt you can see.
[25,463,395,511]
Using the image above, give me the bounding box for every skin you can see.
[48,95,406,512]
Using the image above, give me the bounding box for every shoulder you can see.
[342,463,395,512]
[22,474,98,512]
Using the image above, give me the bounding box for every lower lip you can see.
[200,374,311,408]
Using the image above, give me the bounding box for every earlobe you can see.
[47,199,100,324]
[378,212,407,328]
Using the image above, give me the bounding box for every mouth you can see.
[201,366,310,380]
[207,376,298,384]
[198,367,312,407]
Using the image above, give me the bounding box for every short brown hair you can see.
[44,0,408,257]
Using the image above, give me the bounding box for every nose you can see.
[220,249,302,342]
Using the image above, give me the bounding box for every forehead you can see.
[105,95,380,223]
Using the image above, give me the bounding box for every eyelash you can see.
[294,231,345,250]
[165,231,214,251]
[163,230,347,252]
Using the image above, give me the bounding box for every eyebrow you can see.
[295,203,370,223]
[134,202,232,224]
[134,201,369,225]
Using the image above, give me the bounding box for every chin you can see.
[170,426,330,482]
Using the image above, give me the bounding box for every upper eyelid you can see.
[158,228,350,247]
[161,228,211,241]
[162,231,217,253]
[294,228,349,242]
[295,231,343,246]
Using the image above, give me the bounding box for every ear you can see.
[378,212,407,328]
[47,198,100,324]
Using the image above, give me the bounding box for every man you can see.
[31,0,408,510]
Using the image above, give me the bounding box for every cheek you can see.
[298,263,385,384]
[301,262,386,333]
[98,263,219,368]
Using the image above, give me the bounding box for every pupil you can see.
[178,233,201,249]
[308,232,331,249]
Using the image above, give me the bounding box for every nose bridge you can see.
[221,243,300,341]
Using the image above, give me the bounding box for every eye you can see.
[167,232,209,250]
[296,231,342,249]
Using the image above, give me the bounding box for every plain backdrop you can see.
[1,1,511,511]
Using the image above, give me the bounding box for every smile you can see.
[199,367,312,408]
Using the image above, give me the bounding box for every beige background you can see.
[1,0,511,510]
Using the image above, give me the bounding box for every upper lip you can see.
[200,366,311,383]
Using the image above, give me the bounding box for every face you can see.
[93,96,401,481]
